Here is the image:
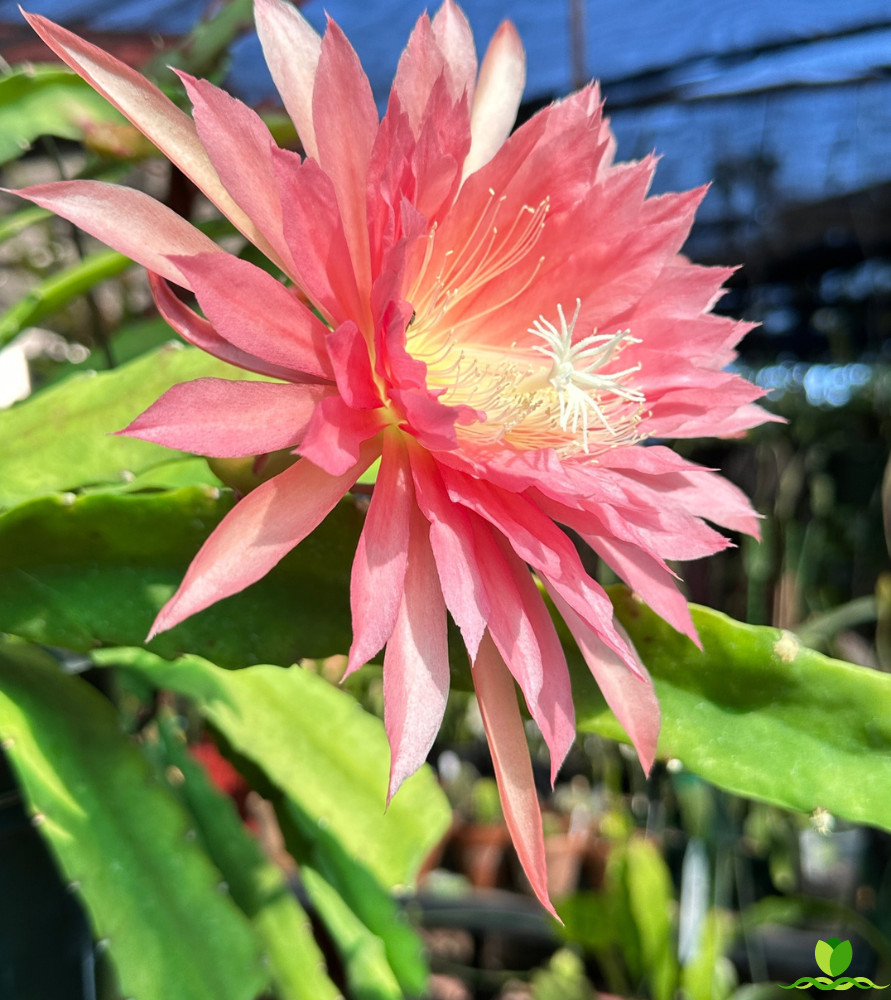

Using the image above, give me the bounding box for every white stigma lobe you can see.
[530,299,645,453]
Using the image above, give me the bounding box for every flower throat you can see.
[404,191,647,455]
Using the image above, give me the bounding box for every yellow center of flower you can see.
[404,191,647,455]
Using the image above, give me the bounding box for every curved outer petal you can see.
[327,321,381,409]
[272,149,364,328]
[149,273,302,383]
[470,516,575,783]
[298,396,388,477]
[473,632,556,918]
[169,253,334,382]
[384,502,450,802]
[409,445,489,660]
[348,429,412,675]
[22,12,280,265]
[149,446,377,639]
[585,533,698,646]
[463,20,525,179]
[549,590,661,775]
[313,19,379,308]
[432,0,478,105]
[614,466,762,539]
[440,466,636,669]
[119,378,330,457]
[9,181,221,289]
[392,14,445,134]
[254,0,322,159]
[177,71,296,278]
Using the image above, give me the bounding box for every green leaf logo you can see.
[815,938,853,977]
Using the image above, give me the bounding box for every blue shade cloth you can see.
[3,0,890,225]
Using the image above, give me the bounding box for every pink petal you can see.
[22,12,273,260]
[254,0,322,159]
[327,321,381,409]
[463,21,525,178]
[470,516,575,784]
[272,150,364,327]
[440,467,635,668]
[660,402,784,439]
[473,632,555,917]
[119,378,329,457]
[298,396,388,477]
[408,444,489,660]
[392,14,443,134]
[169,253,334,382]
[533,481,733,565]
[176,71,296,278]
[149,273,302,383]
[620,467,762,539]
[431,0,478,106]
[384,503,450,801]
[586,534,699,646]
[313,19,379,301]
[8,181,221,289]
[549,590,661,775]
[149,448,376,639]
[411,78,472,223]
[594,444,704,476]
[389,386,465,451]
[348,430,412,674]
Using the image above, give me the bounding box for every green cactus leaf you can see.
[0,343,263,509]
[0,641,266,1000]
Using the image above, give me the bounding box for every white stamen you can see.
[530,298,645,453]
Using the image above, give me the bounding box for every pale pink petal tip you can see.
[473,633,557,918]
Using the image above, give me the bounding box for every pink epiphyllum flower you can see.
[15,0,776,912]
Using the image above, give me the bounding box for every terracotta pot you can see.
[544,828,591,898]
[452,822,511,888]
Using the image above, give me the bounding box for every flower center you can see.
[403,193,647,455]
[528,300,646,453]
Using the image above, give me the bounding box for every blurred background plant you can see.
[2,1,891,998]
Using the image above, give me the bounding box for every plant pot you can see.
[452,821,511,889]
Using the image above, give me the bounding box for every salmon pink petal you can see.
[665,402,784,439]
[254,0,322,159]
[327,321,381,409]
[470,516,575,783]
[392,14,444,134]
[431,0,478,105]
[593,444,705,476]
[620,467,762,539]
[463,21,525,178]
[384,503,450,801]
[169,253,334,382]
[586,534,699,646]
[149,273,300,382]
[119,378,329,457]
[441,467,635,668]
[348,430,412,675]
[412,80,471,224]
[149,448,376,639]
[9,181,221,289]
[473,632,555,917]
[408,445,489,660]
[389,387,464,451]
[177,72,295,278]
[299,396,388,476]
[313,19,378,300]
[22,12,272,260]
[549,591,661,775]
[272,150,363,327]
